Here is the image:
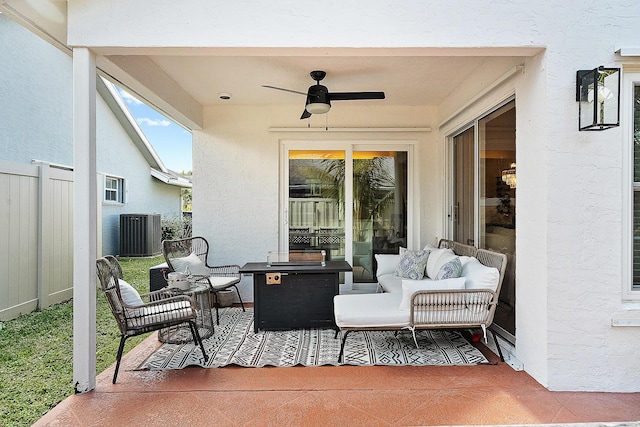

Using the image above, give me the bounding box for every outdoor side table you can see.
[158,282,214,344]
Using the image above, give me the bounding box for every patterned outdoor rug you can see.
[138,307,489,370]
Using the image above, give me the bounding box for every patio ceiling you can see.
[0,1,540,129]
[98,50,539,130]
[120,54,488,107]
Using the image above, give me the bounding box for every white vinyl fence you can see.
[0,160,74,320]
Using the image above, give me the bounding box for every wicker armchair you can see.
[97,256,208,384]
[162,237,245,324]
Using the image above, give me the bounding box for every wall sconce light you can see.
[576,66,620,131]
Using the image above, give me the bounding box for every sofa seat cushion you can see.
[377,273,405,293]
[334,293,409,328]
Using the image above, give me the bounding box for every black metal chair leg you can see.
[212,291,220,325]
[334,328,339,339]
[338,330,352,364]
[113,336,127,384]
[232,284,245,312]
[189,321,209,363]
[490,329,505,362]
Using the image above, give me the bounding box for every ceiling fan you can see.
[262,70,385,119]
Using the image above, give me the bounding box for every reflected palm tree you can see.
[300,157,395,240]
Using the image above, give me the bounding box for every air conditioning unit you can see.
[120,214,162,257]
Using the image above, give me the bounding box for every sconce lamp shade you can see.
[576,66,620,131]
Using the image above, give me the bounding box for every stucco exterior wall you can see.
[96,95,182,255]
[0,14,73,165]
[23,0,640,391]
[196,105,435,303]
[0,15,183,256]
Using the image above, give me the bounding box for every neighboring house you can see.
[0,14,189,319]
[2,1,640,394]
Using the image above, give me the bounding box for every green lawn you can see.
[0,255,164,427]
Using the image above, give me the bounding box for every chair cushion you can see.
[334,293,409,328]
[399,277,466,311]
[462,257,500,292]
[118,279,143,306]
[435,257,463,280]
[207,275,239,290]
[171,252,209,275]
[127,300,193,328]
[394,248,430,280]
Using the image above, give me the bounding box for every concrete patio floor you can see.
[35,328,640,427]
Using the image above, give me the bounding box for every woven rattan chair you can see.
[97,256,208,384]
[162,237,245,324]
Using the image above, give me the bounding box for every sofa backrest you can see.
[437,239,477,257]
[438,239,508,295]
[475,248,508,295]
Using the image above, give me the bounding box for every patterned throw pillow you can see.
[394,248,430,280]
[435,257,463,280]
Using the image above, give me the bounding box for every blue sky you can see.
[116,87,193,173]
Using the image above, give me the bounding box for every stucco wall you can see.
[0,15,183,256]
[31,0,640,391]
[96,93,182,255]
[196,104,435,303]
[0,14,73,165]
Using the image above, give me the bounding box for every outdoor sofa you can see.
[333,239,507,362]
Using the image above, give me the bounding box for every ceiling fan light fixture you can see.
[306,102,330,115]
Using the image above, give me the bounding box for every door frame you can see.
[279,139,418,287]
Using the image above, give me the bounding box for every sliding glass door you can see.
[288,150,346,262]
[450,100,516,340]
[284,144,410,285]
[352,151,408,282]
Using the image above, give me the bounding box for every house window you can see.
[105,175,125,203]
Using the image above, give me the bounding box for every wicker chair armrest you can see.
[124,294,195,309]
[204,264,240,277]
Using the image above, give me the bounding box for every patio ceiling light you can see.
[576,66,620,131]
[305,102,331,115]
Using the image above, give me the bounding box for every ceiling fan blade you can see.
[261,85,307,96]
[328,91,385,101]
[300,109,312,120]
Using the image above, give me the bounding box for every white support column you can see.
[72,47,97,393]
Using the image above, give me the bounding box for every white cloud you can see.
[137,117,171,127]
[119,89,143,106]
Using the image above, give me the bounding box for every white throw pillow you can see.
[171,252,209,276]
[375,254,401,276]
[118,279,143,306]
[399,277,466,311]
[462,257,500,292]
[425,248,455,279]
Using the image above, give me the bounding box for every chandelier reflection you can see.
[501,163,516,189]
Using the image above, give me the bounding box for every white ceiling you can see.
[147,55,491,108]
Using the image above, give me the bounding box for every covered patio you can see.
[3,0,640,401]
[35,329,640,426]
